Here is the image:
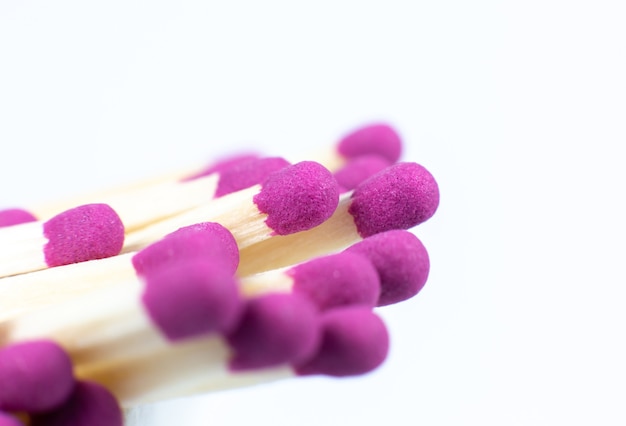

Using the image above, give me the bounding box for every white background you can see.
[1,1,625,425]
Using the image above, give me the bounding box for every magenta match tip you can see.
[290,252,380,311]
[345,230,430,306]
[295,307,389,377]
[333,154,393,192]
[349,162,439,238]
[132,222,239,276]
[42,203,124,268]
[227,293,320,371]
[253,161,339,235]
[30,381,123,426]
[0,340,75,413]
[0,208,37,228]
[0,412,23,426]
[337,123,402,163]
[142,258,243,341]
[183,152,261,181]
[215,157,290,198]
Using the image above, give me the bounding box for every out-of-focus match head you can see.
[226,293,320,371]
[0,412,23,426]
[253,161,340,235]
[142,258,243,341]
[333,154,393,192]
[289,252,380,311]
[182,152,261,181]
[42,204,125,267]
[294,307,389,377]
[214,157,291,198]
[0,208,37,228]
[132,222,239,276]
[30,381,123,426]
[0,340,75,413]
[337,123,402,163]
[345,230,430,306]
[349,162,439,238]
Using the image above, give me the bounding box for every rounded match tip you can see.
[333,154,393,193]
[349,162,439,237]
[227,293,320,371]
[294,307,389,377]
[0,208,37,228]
[0,340,75,413]
[30,381,122,426]
[215,157,291,197]
[253,161,339,235]
[291,252,380,311]
[337,123,402,163]
[183,152,261,181]
[132,222,239,276]
[43,203,124,267]
[142,258,243,341]
[345,230,430,306]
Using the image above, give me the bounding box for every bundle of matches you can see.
[0,123,439,426]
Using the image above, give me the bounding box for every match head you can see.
[333,155,393,192]
[0,208,37,228]
[290,252,380,311]
[0,412,23,426]
[226,293,320,371]
[349,162,440,238]
[0,340,74,413]
[43,203,125,267]
[214,157,291,198]
[345,230,430,306]
[337,123,402,163]
[183,152,261,181]
[30,381,123,426]
[294,307,389,377]
[253,161,340,235]
[142,258,243,341]
[132,222,239,276]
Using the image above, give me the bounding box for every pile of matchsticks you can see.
[0,123,440,425]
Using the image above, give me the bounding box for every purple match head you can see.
[0,340,75,413]
[345,230,430,306]
[132,222,239,276]
[214,157,291,198]
[349,162,439,238]
[142,258,243,341]
[43,203,124,268]
[337,123,402,163]
[183,152,261,181]
[30,381,122,426]
[333,154,393,193]
[0,208,37,228]
[289,252,380,311]
[0,412,23,426]
[226,293,320,371]
[253,161,339,235]
[294,307,389,377]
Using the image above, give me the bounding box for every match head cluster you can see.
[0,122,440,421]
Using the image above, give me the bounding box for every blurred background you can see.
[1,1,625,425]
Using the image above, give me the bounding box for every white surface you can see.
[1,1,625,425]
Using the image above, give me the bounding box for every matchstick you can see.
[74,306,389,408]
[27,122,401,221]
[236,161,439,275]
[0,222,239,322]
[0,204,124,278]
[121,161,340,253]
[31,156,291,233]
